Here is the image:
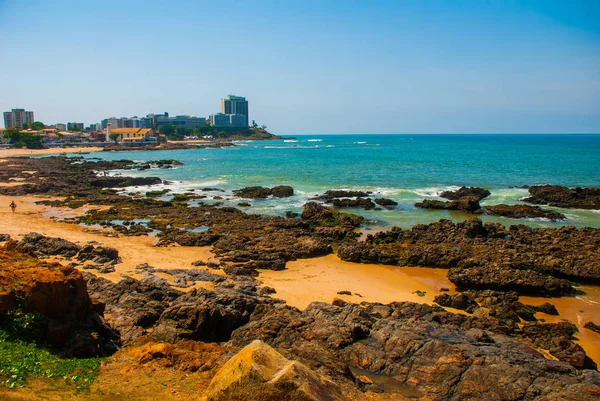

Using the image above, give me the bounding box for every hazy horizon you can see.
[1,0,599,134]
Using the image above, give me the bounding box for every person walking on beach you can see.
[9,201,16,213]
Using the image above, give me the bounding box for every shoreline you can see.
[0,146,103,158]
[1,191,599,366]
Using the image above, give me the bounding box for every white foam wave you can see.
[353,141,367,144]
[283,140,298,143]
[307,139,322,142]
[413,186,461,198]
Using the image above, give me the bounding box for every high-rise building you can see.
[67,122,84,131]
[3,108,34,129]
[56,123,67,131]
[221,95,248,126]
[210,113,247,128]
[156,115,207,129]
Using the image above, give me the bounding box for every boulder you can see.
[17,232,81,258]
[205,340,345,401]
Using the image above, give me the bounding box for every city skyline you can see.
[1,1,599,133]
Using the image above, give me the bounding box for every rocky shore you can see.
[1,155,600,399]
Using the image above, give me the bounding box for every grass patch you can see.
[0,312,102,391]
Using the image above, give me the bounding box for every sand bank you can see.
[0,194,215,284]
[0,147,103,158]
[259,254,456,310]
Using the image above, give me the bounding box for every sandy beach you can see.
[0,146,103,158]
[1,189,599,367]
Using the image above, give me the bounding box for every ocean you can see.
[86,134,600,229]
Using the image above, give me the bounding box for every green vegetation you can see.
[413,290,427,297]
[109,132,120,143]
[158,123,276,141]
[29,121,45,130]
[2,127,43,149]
[0,310,102,391]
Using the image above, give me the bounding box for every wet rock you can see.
[534,302,559,316]
[0,234,11,241]
[524,185,600,209]
[313,190,370,201]
[483,204,565,221]
[233,186,294,199]
[331,198,376,210]
[205,340,345,401]
[374,198,398,208]
[440,186,491,201]
[414,197,482,212]
[584,321,600,334]
[17,232,81,258]
[270,185,294,198]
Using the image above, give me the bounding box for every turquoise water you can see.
[87,134,600,229]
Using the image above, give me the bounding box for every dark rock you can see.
[433,293,479,313]
[270,185,294,198]
[534,302,559,316]
[524,185,600,209]
[331,198,376,210]
[233,186,294,199]
[484,204,566,221]
[337,290,352,296]
[17,232,81,258]
[313,190,370,201]
[440,186,491,201]
[0,234,11,241]
[415,197,481,212]
[374,198,398,208]
[76,244,121,264]
[584,321,600,334]
[191,260,207,266]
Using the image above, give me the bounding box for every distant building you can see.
[67,122,84,131]
[156,115,207,129]
[56,123,67,131]
[105,127,155,143]
[3,108,34,129]
[210,113,247,128]
[221,95,248,126]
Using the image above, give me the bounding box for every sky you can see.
[0,0,599,134]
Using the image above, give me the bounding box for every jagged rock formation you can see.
[338,219,600,295]
[524,185,600,209]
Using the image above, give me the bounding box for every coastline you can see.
[1,190,599,366]
[0,146,103,158]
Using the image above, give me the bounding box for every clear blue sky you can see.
[1,0,599,133]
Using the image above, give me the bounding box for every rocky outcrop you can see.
[484,204,566,220]
[524,185,600,209]
[415,197,481,212]
[331,198,376,210]
[440,186,491,201]
[18,232,81,258]
[233,186,294,198]
[0,242,117,357]
[374,198,398,208]
[205,340,345,401]
[230,300,600,399]
[338,219,600,295]
[584,322,600,334]
[313,190,371,201]
[76,244,121,264]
